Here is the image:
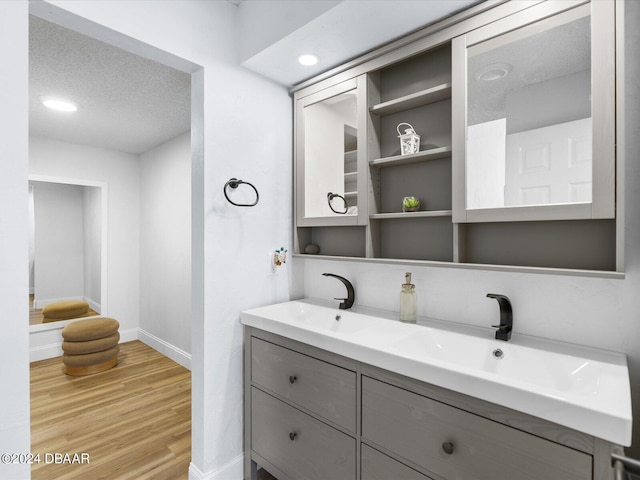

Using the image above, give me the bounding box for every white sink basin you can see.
[241,299,632,446]
[248,300,370,335]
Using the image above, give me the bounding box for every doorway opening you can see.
[28,4,204,478]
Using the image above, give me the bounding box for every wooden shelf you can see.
[369,83,452,116]
[369,146,452,168]
[370,210,452,220]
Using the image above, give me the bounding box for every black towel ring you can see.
[327,192,347,214]
[224,178,259,207]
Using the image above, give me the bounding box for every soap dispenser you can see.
[400,272,417,323]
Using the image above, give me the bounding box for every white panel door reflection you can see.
[504,117,592,206]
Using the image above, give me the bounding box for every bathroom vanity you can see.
[293,0,623,275]
[272,1,632,477]
[241,300,631,480]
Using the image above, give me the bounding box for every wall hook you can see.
[224,178,259,207]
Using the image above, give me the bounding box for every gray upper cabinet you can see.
[452,1,616,223]
[293,0,623,275]
[295,76,368,227]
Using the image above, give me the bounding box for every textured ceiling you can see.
[28,1,480,154]
[29,15,191,155]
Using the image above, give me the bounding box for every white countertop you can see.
[241,298,632,446]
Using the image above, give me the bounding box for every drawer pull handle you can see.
[442,442,455,455]
[289,432,297,441]
[289,375,297,384]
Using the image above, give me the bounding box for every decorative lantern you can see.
[397,123,420,155]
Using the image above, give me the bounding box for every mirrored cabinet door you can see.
[452,1,615,223]
[295,76,367,227]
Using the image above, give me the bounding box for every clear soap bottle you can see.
[400,272,417,323]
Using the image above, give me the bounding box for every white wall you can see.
[139,132,191,368]
[83,185,102,310]
[0,2,30,478]
[24,2,293,480]
[29,136,140,337]
[301,0,640,457]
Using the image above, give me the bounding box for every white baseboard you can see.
[119,328,138,343]
[30,342,63,362]
[29,326,138,362]
[84,296,101,314]
[137,328,191,370]
[29,323,184,365]
[32,296,100,312]
[189,454,243,480]
[189,463,207,480]
[34,296,84,310]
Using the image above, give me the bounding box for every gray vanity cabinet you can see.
[251,388,356,480]
[361,445,433,480]
[361,376,591,480]
[251,337,357,432]
[244,328,618,480]
[245,331,359,480]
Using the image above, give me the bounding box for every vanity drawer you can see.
[251,387,356,480]
[251,337,356,431]
[361,444,433,480]
[361,377,592,480]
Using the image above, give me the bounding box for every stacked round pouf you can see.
[61,317,120,376]
[42,300,90,323]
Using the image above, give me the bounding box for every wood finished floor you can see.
[30,340,191,480]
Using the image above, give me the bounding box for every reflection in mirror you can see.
[304,90,358,218]
[29,180,104,325]
[466,9,591,210]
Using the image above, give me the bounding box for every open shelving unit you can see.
[365,44,454,262]
[369,82,452,116]
[369,146,452,168]
[370,210,452,220]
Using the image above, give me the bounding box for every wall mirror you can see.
[296,77,365,226]
[28,176,107,326]
[453,1,615,223]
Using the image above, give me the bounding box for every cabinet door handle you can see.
[442,441,455,455]
[289,375,297,384]
[289,432,297,441]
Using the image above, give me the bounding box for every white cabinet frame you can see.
[295,76,368,227]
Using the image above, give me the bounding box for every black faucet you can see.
[322,273,355,310]
[487,293,512,341]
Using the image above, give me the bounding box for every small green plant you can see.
[402,196,420,211]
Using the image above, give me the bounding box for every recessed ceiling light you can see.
[474,63,512,82]
[40,96,78,112]
[298,54,318,66]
